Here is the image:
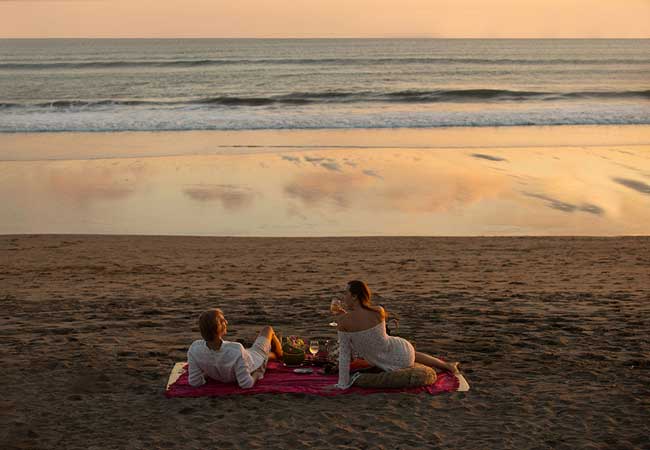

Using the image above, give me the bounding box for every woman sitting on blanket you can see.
[333,280,462,389]
[187,308,283,389]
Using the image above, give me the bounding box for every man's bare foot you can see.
[447,362,461,374]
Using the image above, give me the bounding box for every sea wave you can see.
[1,102,649,132]
[2,57,650,70]
[1,89,649,110]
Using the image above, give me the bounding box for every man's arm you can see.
[187,351,206,387]
[234,354,256,389]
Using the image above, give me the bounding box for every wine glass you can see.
[309,340,319,359]
[329,299,344,326]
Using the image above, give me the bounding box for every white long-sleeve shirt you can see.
[187,340,264,389]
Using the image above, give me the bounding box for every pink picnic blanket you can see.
[165,361,459,397]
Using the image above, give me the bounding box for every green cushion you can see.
[353,363,437,389]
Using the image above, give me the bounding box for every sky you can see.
[0,0,649,38]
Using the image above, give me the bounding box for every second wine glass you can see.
[309,340,319,358]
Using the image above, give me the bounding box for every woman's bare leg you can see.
[415,351,460,373]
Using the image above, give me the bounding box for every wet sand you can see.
[2,235,649,449]
[2,126,650,237]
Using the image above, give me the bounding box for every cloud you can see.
[471,153,507,162]
[183,184,255,211]
[612,177,650,195]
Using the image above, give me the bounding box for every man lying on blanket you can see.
[187,309,283,389]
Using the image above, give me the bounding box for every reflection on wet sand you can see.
[281,155,510,219]
[46,164,141,206]
[471,153,508,162]
[1,127,649,236]
[523,193,605,216]
[182,184,257,211]
[612,177,650,195]
[285,172,371,209]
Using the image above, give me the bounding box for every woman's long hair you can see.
[347,280,382,315]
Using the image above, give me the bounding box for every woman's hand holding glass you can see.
[330,299,346,315]
[329,299,346,327]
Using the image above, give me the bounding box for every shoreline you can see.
[2,124,649,161]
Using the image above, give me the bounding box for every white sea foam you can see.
[1,103,649,132]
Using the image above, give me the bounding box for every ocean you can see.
[0,39,648,132]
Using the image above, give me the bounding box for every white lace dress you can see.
[336,321,416,389]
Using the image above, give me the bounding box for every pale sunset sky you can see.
[0,0,648,38]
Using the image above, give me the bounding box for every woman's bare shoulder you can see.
[337,312,353,332]
[371,305,386,320]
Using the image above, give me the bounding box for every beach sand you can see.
[1,235,649,449]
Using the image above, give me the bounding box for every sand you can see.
[1,235,649,449]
